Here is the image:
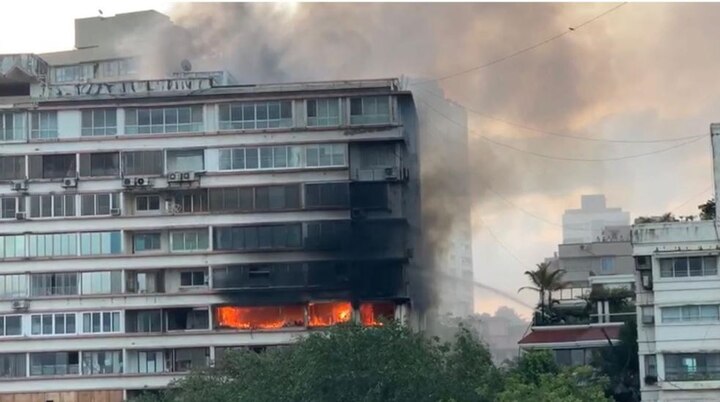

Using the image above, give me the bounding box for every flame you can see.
[360,302,396,326]
[216,305,304,329]
[308,301,352,327]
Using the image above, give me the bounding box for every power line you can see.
[414,2,628,85]
[670,184,713,214]
[413,86,704,145]
[418,98,707,162]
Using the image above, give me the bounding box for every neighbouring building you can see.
[632,124,720,402]
[0,10,474,401]
[563,194,631,244]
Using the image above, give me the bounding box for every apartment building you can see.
[632,124,720,402]
[0,11,475,401]
[562,194,630,244]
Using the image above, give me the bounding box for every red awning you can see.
[518,325,621,345]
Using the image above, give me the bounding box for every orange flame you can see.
[216,305,305,329]
[360,302,396,326]
[308,301,352,327]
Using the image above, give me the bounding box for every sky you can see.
[2,2,717,319]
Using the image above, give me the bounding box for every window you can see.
[30,352,79,376]
[82,312,121,334]
[641,306,655,324]
[666,353,720,381]
[180,270,207,287]
[125,106,203,134]
[0,353,26,378]
[79,231,122,256]
[553,349,593,367]
[166,308,209,331]
[28,154,76,179]
[1,197,21,219]
[0,112,25,141]
[0,316,21,336]
[219,145,302,171]
[660,256,717,277]
[0,235,26,259]
[304,183,350,208]
[82,350,122,375]
[29,194,75,218]
[171,348,208,372]
[307,98,340,127]
[126,271,164,294]
[305,221,351,250]
[601,257,615,273]
[30,111,58,139]
[131,350,166,374]
[133,232,162,252]
[171,191,207,214]
[254,185,300,210]
[54,64,87,83]
[645,355,657,377]
[31,313,76,335]
[81,109,117,136]
[662,305,720,323]
[350,182,388,209]
[212,263,305,289]
[0,274,27,298]
[27,233,77,257]
[80,193,119,216]
[214,224,303,251]
[30,273,78,296]
[81,271,121,295]
[122,150,164,176]
[79,152,119,177]
[0,156,25,180]
[167,149,204,171]
[136,195,161,213]
[218,101,292,130]
[170,229,209,252]
[209,187,254,212]
[349,96,390,125]
[125,309,162,333]
[306,144,347,168]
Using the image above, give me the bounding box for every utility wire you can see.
[670,184,713,214]
[418,99,707,162]
[413,86,704,145]
[414,2,628,85]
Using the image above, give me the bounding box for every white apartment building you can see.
[0,11,475,401]
[563,194,630,244]
[632,124,720,402]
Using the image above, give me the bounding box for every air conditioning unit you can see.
[61,177,78,188]
[383,167,399,181]
[15,212,26,220]
[10,180,28,192]
[11,300,29,311]
[110,208,121,216]
[122,177,151,188]
[642,315,655,325]
[168,171,198,183]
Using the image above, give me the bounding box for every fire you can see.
[308,301,352,327]
[216,305,304,329]
[360,302,396,326]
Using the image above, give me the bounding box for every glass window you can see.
[125,309,162,333]
[306,144,346,167]
[30,273,78,296]
[30,111,59,139]
[307,98,341,127]
[122,150,164,176]
[134,233,162,252]
[0,112,26,142]
[645,355,657,377]
[82,350,122,375]
[29,194,75,218]
[170,229,209,252]
[349,96,391,125]
[81,109,117,136]
[0,156,25,180]
[0,316,22,336]
[254,185,300,211]
[601,257,615,273]
[0,274,27,298]
[1,197,19,219]
[81,271,121,295]
[171,191,208,214]
[80,193,119,216]
[214,224,302,251]
[218,101,292,130]
[79,152,119,177]
[54,65,84,83]
[0,353,26,378]
[136,195,161,213]
[30,313,76,335]
[167,149,205,171]
[82,312,121,334]
[662,305,720,322]
[665,353,720,381]
[79,231,122,256]
[180,270,207,287]
[36,154,76,179]
[0,235,27,259]
[30,352,79,376]
[659,257,719,278]
[125,106,203,134]
[305,183,350,208]
[27,233,77,257]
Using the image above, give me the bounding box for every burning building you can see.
[0,10,473,401]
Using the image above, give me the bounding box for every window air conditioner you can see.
[11,180,28,192]
[11,300,29,310]
[61,177,78,188]
[15,212,26,220]
[110,208,121,216]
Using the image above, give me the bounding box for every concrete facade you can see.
[562,195,630,244]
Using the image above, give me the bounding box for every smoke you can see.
[117,3,720,313]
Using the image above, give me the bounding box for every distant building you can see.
[631,124,720,402]
[562,194,630,244]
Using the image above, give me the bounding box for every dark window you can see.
[166,308,209,331]
[122,151,164,176]
[125,309,162,333]
[28,154,76,179]
[350,182,388,209]
[30,351,79,376]
[214,224,303,251]
[255,185,300,210]
[0,353,26,378]
[209,187,254,212]
[0,156,25,180]
[305,183,350,208]
[1,198,18,219]
[305,221,351,250]
[29,194,75,218]
[79,152,119,177]
[180,270,207,287]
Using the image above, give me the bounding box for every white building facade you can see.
[563,194,630,244]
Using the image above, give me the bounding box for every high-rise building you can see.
[562,194,630,244]
[0,10,475,400]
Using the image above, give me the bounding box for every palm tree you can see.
[519,262,569,322]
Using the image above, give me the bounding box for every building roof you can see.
[518,325,621,345]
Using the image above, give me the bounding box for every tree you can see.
[498,365,611,402]
[519,262,569,322]
[699,198,715,220]
[131,322,503,402]
[592,318,640,402]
